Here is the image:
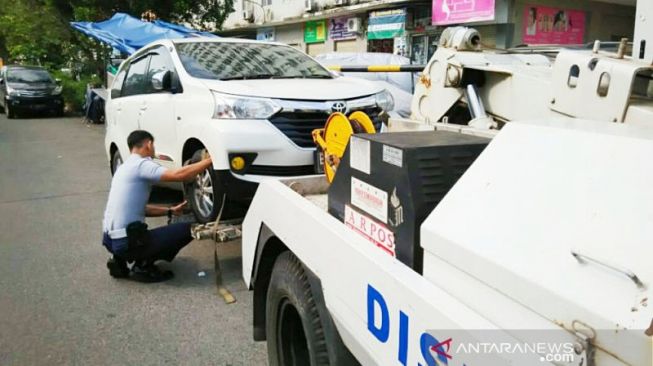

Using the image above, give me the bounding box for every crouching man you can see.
[102,130,212,283]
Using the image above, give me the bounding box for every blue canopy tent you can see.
[70,12,217,55]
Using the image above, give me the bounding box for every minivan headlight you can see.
[52,85,63,95]
[212,91,281,119]
[375,89,394,112]
[7,86,19,97]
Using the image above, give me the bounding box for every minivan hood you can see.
[199,77,383,100]
[8,82,55,91]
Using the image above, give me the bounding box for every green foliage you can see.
[51,70,102,112]
[0,0,70,66]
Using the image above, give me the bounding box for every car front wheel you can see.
[185,149,226,223]
[6,103,15,119]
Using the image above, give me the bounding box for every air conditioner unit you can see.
[346,17,361,33]
[305,0,315,12]
[265,8,274,22]
[243,9,254,22]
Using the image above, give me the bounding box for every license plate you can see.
[30,104,46,109]
[314,150,325,174]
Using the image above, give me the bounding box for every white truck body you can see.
[242,118,653,365]
[241,1,653,363]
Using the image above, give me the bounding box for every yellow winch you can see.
[312,111,377,183]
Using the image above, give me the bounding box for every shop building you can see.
[218,0,636,63]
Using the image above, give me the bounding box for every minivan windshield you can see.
[6,68,53,84]
[175,42,333,80]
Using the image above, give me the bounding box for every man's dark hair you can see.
[127,130,154,150]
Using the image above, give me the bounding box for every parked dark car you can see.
[0,65,64,118]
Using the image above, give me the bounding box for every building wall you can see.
[268,23,369,54]
[220,0,636,57]
[223,0,380,29]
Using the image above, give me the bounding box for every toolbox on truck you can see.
[327,131,490,272]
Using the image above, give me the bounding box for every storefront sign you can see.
[368,8,406,40]
[329,17,358,41]
[432,0,495,26]
[256,27,275,41]
[305,20,327,43]
[522,6,585,45]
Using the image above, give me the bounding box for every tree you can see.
[0,0,71,66]
[48,0,234,31]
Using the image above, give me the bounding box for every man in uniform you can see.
[102,130,212,283]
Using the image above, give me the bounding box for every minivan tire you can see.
[184,149,226,223]
[6,103,15,119]
[111,150,123,176]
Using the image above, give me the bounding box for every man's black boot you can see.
[107,256,130,278]
[130,261,174,283]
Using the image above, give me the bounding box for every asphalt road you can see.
[0,113,267,365]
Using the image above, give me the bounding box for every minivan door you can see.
[112,55,151,155]
[138,47,178,171]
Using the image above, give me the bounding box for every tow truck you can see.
[239,1,653,364]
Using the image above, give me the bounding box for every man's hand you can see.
[171,200,187,216]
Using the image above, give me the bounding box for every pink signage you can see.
[522,6,586,45]
[432,0,495,26]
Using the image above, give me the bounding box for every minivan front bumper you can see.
[7,95,63,111]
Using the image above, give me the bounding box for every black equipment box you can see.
[328,131,490,273]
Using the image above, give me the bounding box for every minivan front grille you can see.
[19,90,51,97]
[269,107,383,148]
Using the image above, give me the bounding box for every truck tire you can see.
[184,149,226,223]
[266,251,329,366]
[266,251,358,366]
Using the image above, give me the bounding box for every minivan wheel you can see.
[111,150,123,175]
[185,149,226,223]
[6,103,15,119]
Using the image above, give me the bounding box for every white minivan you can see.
[105,38,393,222]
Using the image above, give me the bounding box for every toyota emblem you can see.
[331,101,347,113]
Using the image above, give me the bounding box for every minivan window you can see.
[122,56,150,97]
[111,69,127,99]
[175,42,332,80]
[7,68,53,83]
[146,49,177,93]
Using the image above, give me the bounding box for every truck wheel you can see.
[185,149,226,223]
[111,150,123,176]
[266,251,330,366]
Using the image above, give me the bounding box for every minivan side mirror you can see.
[55,78,61,84]
[151,70,171,92]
